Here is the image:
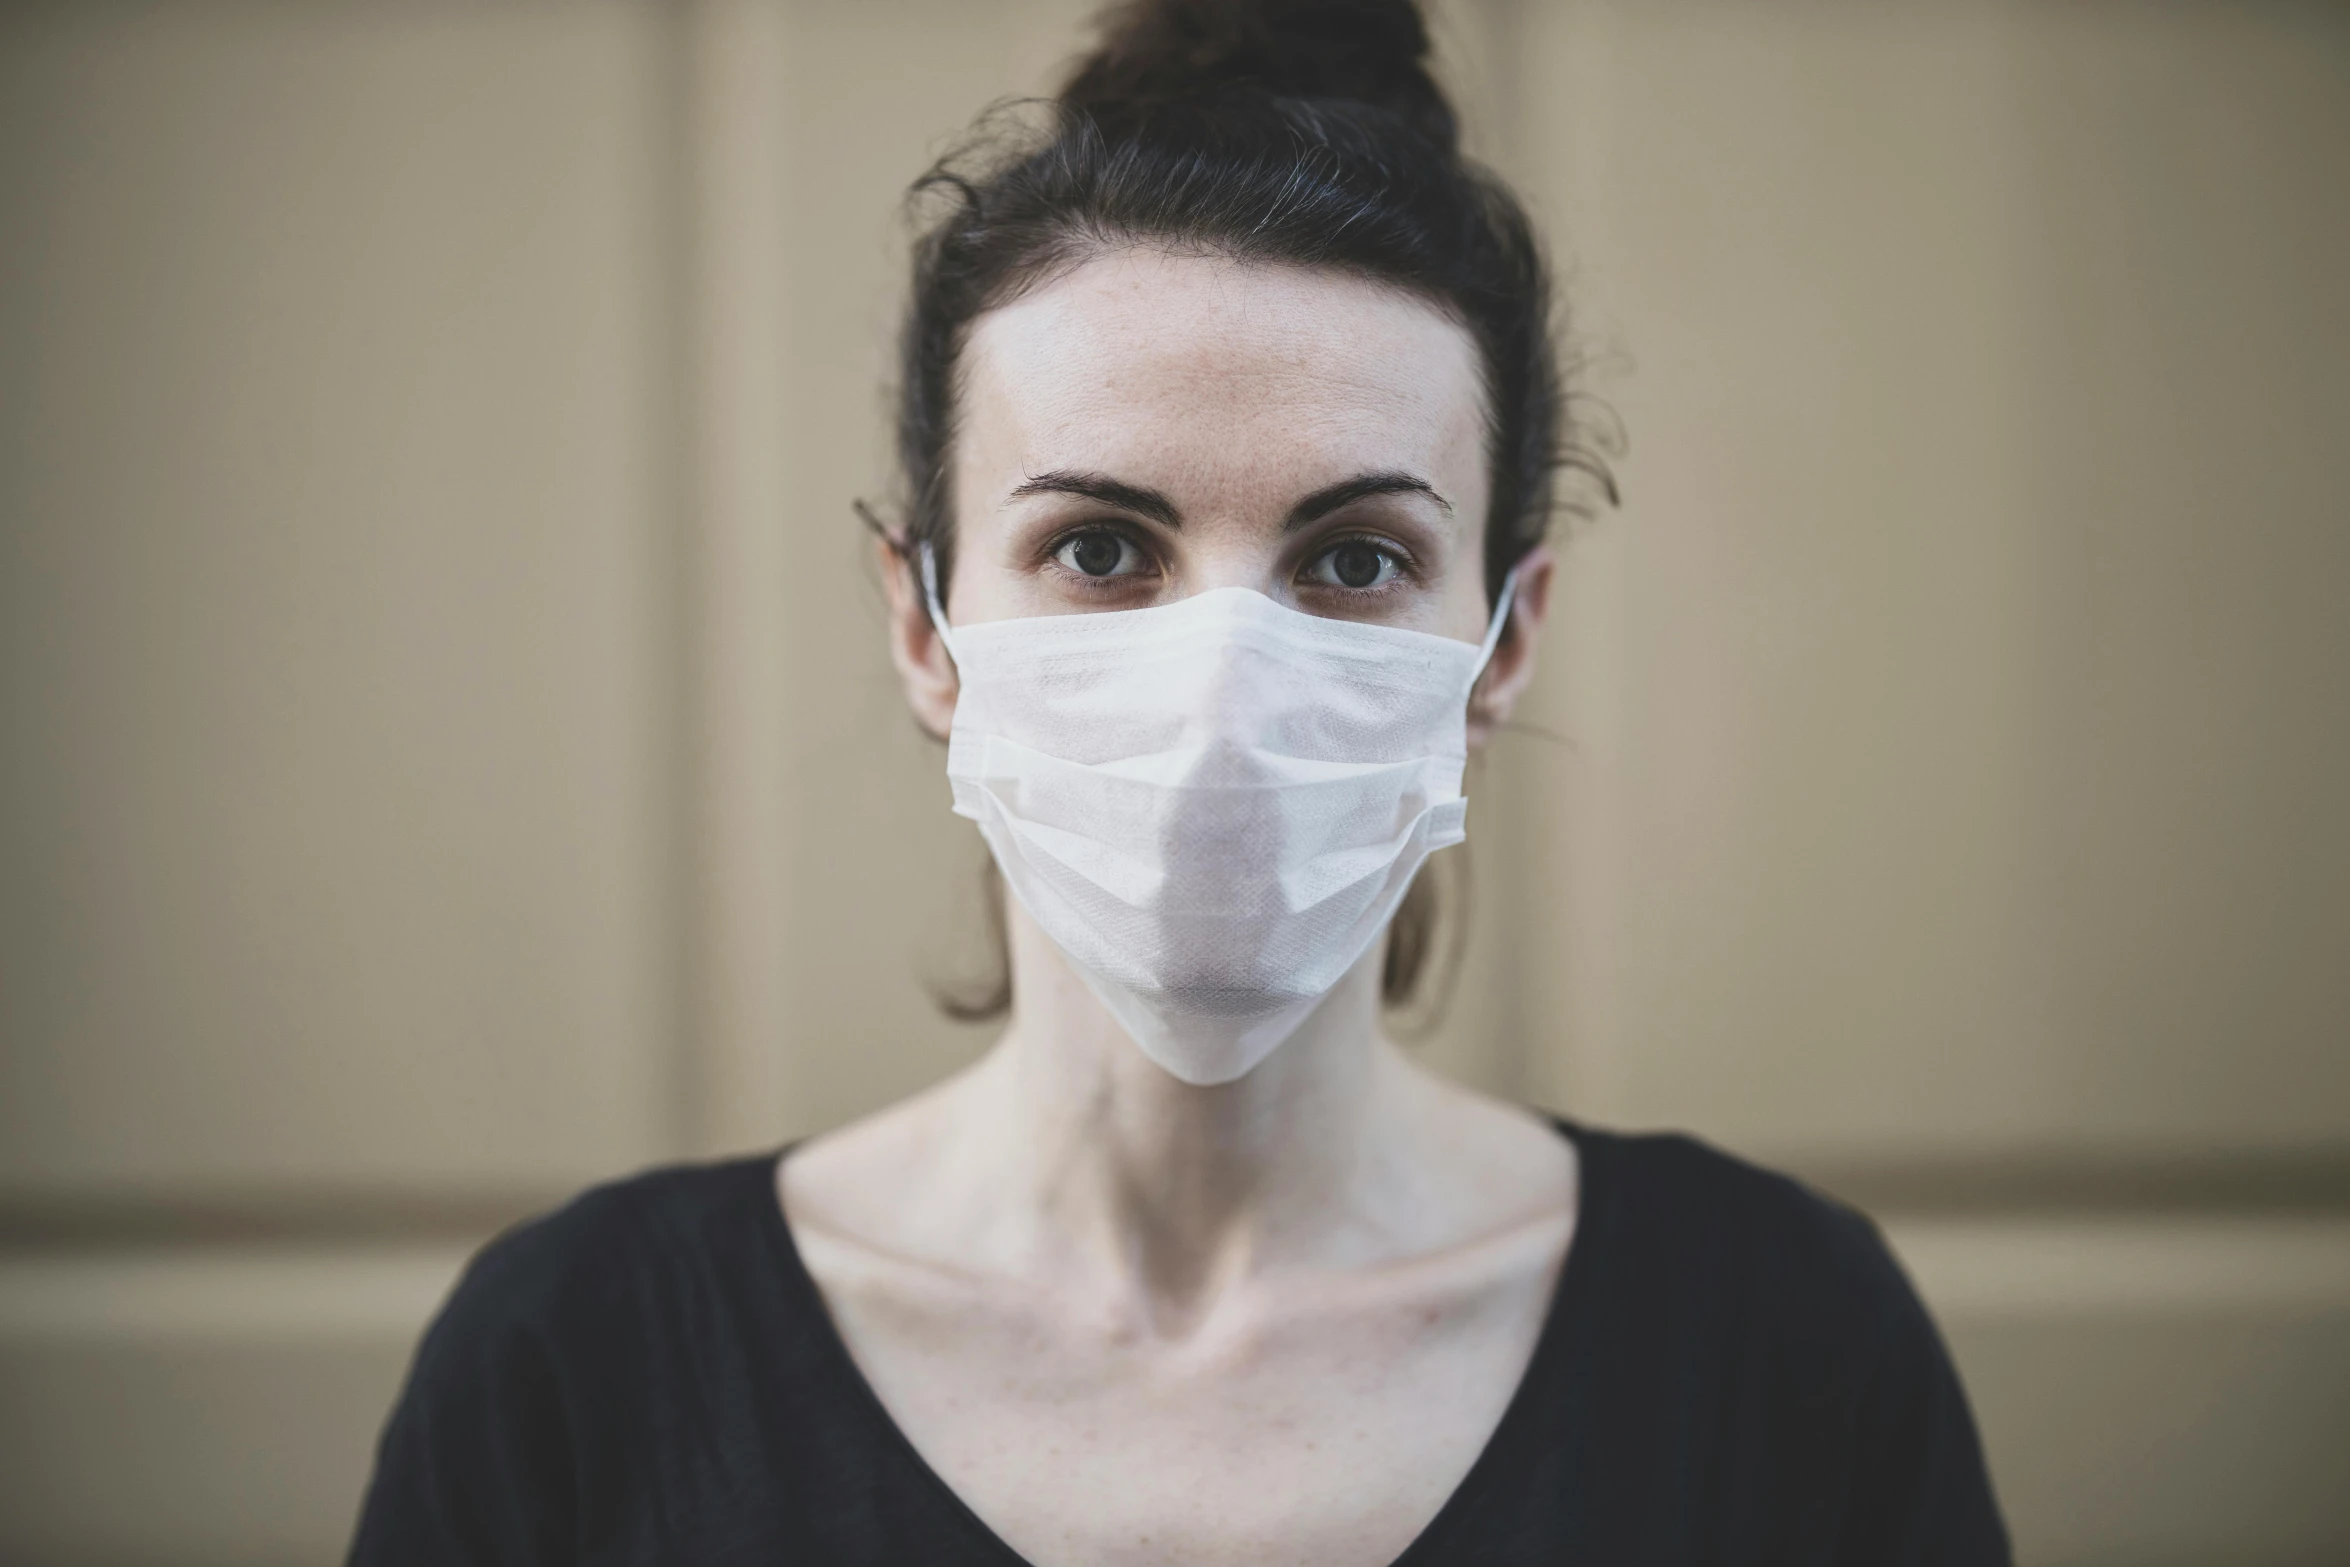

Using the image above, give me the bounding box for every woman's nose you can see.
[1164,535,1293,603]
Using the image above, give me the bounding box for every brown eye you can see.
[1333,543,1383,588]
[1306,539,1402,591]
[1055,530,1141,578]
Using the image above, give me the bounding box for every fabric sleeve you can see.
[1832,1235,2012,1567]
[346,1244,580,1567]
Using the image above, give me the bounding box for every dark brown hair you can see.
[881,0,1615,1020]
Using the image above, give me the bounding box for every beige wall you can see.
[1,1,2344,1561]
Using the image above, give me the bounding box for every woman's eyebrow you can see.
[1285,472,1452,529]
[1003,468,1452,531]
[1006,470,1180,527]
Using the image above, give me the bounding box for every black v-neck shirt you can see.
[349,1122,2009,1565]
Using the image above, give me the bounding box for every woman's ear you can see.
[1466,543,1555,749]
[878,534,960,740]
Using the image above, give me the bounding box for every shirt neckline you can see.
[755,1115,1608,1567]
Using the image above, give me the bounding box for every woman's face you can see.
[886,246,1551,739]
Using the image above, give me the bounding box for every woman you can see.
[352,1,2008,1561]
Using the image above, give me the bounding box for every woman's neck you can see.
[941,899,1430,1332]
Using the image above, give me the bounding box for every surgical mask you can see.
[924,551,1517,1085]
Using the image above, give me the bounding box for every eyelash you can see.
[1303,532,1416,594]
[1042,524,1152,586]
[1040,524,1420,595]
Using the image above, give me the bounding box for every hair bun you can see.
[1062,0,1458,153]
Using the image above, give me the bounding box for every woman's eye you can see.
[1306,539,1402,591]
[1054,530,1143,578]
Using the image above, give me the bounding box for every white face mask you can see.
[924,551,1517,1085]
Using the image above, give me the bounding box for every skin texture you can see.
[783,249,1576,1567]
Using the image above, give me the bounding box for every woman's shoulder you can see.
[1566,1121,1928,1350]
[350,1154,796,1559]
[1534,1125,2007,1556]
[429,1152,785,1348]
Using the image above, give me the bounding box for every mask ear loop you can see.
[918,544,960,666]
[1466,564,1523,694]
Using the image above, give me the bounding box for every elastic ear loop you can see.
[918,544,960,665]
[1466,565,1522,694]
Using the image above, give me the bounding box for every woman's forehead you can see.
[957,249,1487,483]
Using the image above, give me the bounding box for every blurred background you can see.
[2,0,2346,1561]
